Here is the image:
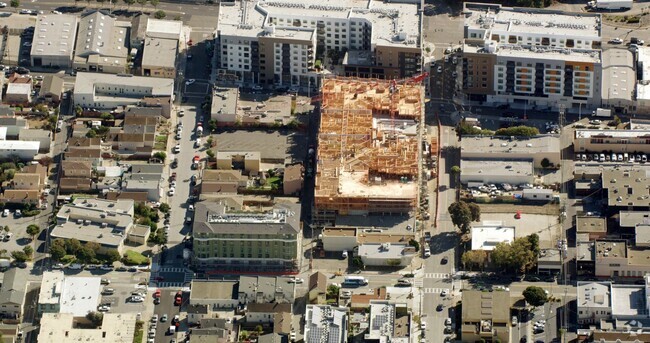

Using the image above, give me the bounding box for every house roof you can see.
[40,75,64,96]
[187,304,209,314]
[284,164,302,183]
[1,190,40,202]
[65,148,101,159]
[200,182,239,194]
[308,272,327,293]
[12,173,41,189]
[202,169,247,182]
[106,191,149,203]
[0,269,27,307]
[273,312,292,334]
[61,161,93,174]
[59,177,92,191]
[190,280,239,301]
[68,137,101,148]
[247,303,292,314]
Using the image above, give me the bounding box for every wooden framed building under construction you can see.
[312,76,425,225]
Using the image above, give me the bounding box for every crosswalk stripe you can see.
[423,288,450,294]
[424,273,450,279]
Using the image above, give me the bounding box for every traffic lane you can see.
[154,289,181,342]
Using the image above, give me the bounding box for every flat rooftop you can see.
[59,276,102,316]
[620,211,650,228]
[218,0,419,48]
[211,86,238,116]
[461,135,560,155]
[38,313,137,343]
[595,240,626,259]
[577,241,595,262]
[358,243,413,259]
[627,247,650,266]
[31,14,77,57]
[146,18,182,38]
[190,280,238,300]
[611,285,646,317]
[603,48,634,101]
[578,282,611,309]
[142,37,177,68]
[461,159,533,179]
[464,2,601,39]
[471,223,515,251]
[575,129,650,139]
[602,168,650,207]
[213,130,305,164]
[38,271,64,306]
[74,72,174,98]
[576,216,606,234]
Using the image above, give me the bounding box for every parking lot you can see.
[0,209,50,256]
[481,212,560,250]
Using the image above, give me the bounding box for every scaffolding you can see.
[314,76,424,217]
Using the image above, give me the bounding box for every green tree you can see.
[468,202,481,222]
[448,201,473,234]
[158,203,170,213]
[326,284,340,298]
[408,239,420,252]
[523,286,548,307]
[78,246,96,262]
[75,105,83,116]
[540,158,551,168]
[154,9,166,19]
[26,224,40,240]
[450,165,461,182]
[149,0,158,8]
[527,233,540,256]
[86,129,97,138]
[461,250,487,271]
[49,244,66,261]
[123,0,135,10]
[206,149,215,159]
[153,151,167,161]
[494,125,540,137]
[10,0,19,11]
[11,251,28,263]
[23,245,33,258]
[105,250,121,263]
[65,239,82,255]
[206,136,213,148]
[491,236,537,273]
[611,115,622,127]
[86,311,104,327]
[255,325,263,334]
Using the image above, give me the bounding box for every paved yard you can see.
[480,212,561,249]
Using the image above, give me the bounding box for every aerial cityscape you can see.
[1,0,650,342]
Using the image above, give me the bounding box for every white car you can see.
[423,247,431,257]
[420,321,427,330]
[0,2,7,8]
[19,9,32,14]
[176,126,183,134]
[175,133,181,140]
[436,66,443,73]
[288,277,304,284]
[188,205,195,211]
[445,318,452,326]
[185,79,196,85]
[170,181,177,188]
[130,296,144,303]
[173,145,181,153]
[51,10,62,14]
[340,290,352,298]
[168,188,176,196]
[97,305,111,312]
[609,38,623,44]
[440,289,449,297]
[178,110,185,117]
[2,209,9,217]
[15,209,21,217]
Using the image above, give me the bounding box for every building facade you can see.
[461,3,603,111]
[192,201,302,272]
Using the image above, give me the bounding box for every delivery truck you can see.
[587,0,632,11]
[593,108,612,118]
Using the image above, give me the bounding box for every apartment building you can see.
[303,305,348,343]
[216,0,421,86]
[574,129,650,154]
[462,3,603,111]
[192,201,302,272]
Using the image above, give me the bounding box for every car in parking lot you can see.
[14,210,21,217]
[2,209,8,217]
[173,144,181,153]
[340,290,352,298]
[396,278,412,287]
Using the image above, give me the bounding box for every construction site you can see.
[313,75,427,225]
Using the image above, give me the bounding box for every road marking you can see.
[422,288,448,294]
[424,273,450,279]
[158,267,186,273]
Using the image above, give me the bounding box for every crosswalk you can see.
[423,288,450,294]
[424,273,450,279]
[158,267,186,273]
[153,267,195,288]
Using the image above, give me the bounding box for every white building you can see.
[471,222,515,251]
[357,243,416,267]
[73,10,129,74]
[303,305,348,343]
[73,72,174,110]
[37,272,102,316]
[38,312,137,343]
[460,135,561,169]
[462,3,603,111]
[460,159,534,185]
[30,14,78,68]
[0,140,40,160]
[216,0,421,86]
[602,48,635,113]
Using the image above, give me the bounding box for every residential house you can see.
[364,300,411,342]
[5,83,32,104]
[19,128,52,153]
[189,280,239,310]
[308,272,327,304]
[200,169,247,194]
[0,269,28,320]
[239,276,295,304]
[245,303,292,323]
[0,117,28,138]
[39,75,65,103]
[283,163,303,195]
[216,151,261,175]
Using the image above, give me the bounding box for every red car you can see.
[193,155,200,163]
[153,289,161,298]
[174,291,182,306]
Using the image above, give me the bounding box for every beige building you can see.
[283,163,302,195]
[462,3,603,111]
[37,313,137,343]
[576,216,607,240]
[307,272,327,305]
[73,10,129,74]
[601,168,650,208]
[574,129,650,154]
[30,14,78,68]
[594,240,650,278]
[460,135,560,168]
[216,151,261,175]
[461,290,513,343]
[139,18,182,78]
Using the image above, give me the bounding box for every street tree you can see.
[11,251,28,263]
[450,165,461,182]
[461,250,487,271]
[23,246,33,258]
[26,224,40,241]
[468,202,481,222]
[490,236,537,273]
[65,238,82,255]
[523,286,548,307]
[49,244,66,261]
[154,9,166,19]
[106,250,121,263]
[10,0,19,11]
[448,201,473,234]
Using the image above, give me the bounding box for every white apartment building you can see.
[216,0,421,86]
[462,3,603,111]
